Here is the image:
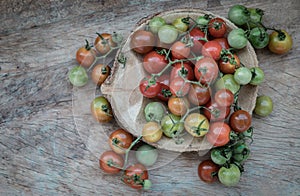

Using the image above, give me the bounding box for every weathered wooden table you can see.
[1,0,299,195]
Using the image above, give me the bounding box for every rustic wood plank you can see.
[1,0,299,195]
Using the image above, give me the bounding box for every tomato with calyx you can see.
[198,160,219,183]
[76,40,96,68]
[109,129,133,154]
[268,30,293,54]
[123,164,149,189]
[189,27,206,54]
[139,76,162,98]
[203,100,230,122]
[171,41,191,60]
[169,77,190,97]
[194,57,219,85]
[94,33,116,55]
[99,151,124,174]
[143,51,168,74]
[170,62,194,81]
[208,18,227,38]
[218,54,240,74]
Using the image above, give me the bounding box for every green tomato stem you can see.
[122,135,143,170]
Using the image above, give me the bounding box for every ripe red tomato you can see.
[198,160,219,183]
[214,89,234,107]
[130,30,156,54]
[203,100,230,121]
[201,40,222,60]
[123,164,149,189]
[143,51,168,74]
[109,129,134,154]
[169,77,190,97]
[206,122,231,147]
[99,151,124,174]
[94,33,116,55]
[194,57,219,84]
[171,41,191,59]
[170,62,194,81]
[188,84,211,106]
[139,76,162,98]
[156,74,170,86]
[76,41,96,68]
[208,18,227,38]
[189,28,206,54]
[218,54,240,74]
[229,110,252,133]
[214,38,230,49]
[156,83,172,102]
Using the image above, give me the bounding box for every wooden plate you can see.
[101,9,258,152]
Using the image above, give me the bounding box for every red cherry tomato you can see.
[203,100,230,121]
[139,76,162,98]
[94,33,116,55]
[189,28,206,54]
[198,160,219,183]
[170,62,194,81]
[194,57,219,84]
[108,129,134,154]
[214,89,234,107]
[206,122,231,147]
[143,51,168,74]
[123,164,149,189]
[76,40,96,68]
[156,74,170,86]
[214,38,230,49]
[99,151,124,174]
[156,83,172,102]
[169,77,190,97]
[130,30,156,54]
[208,18,227,38]
[171,41,191,59]
[229,110,252,133]
[201,40,222,60]
[218,54,240,74]
[188,84,211,106]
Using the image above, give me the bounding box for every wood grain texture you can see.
[0,0,299,195]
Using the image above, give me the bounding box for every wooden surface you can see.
[0,0,299,195]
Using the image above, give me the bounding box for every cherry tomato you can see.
[139,76,162,98]
[254,95,273,117]
[229,110,252,133]
[194,57,219,84]
[170,62,194,81]
[196,15,210,26]
[136,144,158,166]
[109,129,134,154]
[157,74,170,86]
[208,18,227,38]
[144,102,165,122]
[99,151,124,174]
[232,142,250,163]
[211,147,232,165]
[228,5,250,26]
[156,84,173,102]
[68,66,88,87]
[184,113,209,137]
[206,122,231,147]
[76,40,96,68]
[234,67,252,85]
[143,51,167,74]
[198,160,219,183]
[214,38,230,49]
[215,74,240,94]
[189,27,206,54]
[250,67,264,85]
[218,54,240,74]
[161,114,184,138]
[123,164,149,189]
[248,27,269,49]
[201,41,222,60]
[91,64,110,86]
[218,164,241,186]
[214,89,234,107]
[130,30,156,54]
[142,121,163,143]
[169,77,190,97]
[228,28,248,49]
[168,97,190,116]
[149,17,166,33]
[158,25,178,44]
[188,84,211,106]
[268,30,293,54]
[91,96,113,123]
[172,17,189,32]
[247,8,264,29]
[171,41,191,60]
[203,100,230,122]
[94,33,116,55]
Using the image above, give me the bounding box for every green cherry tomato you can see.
[144,102,165,122]
[248,8,264,29]
[161,114,184,138]
[172,17,189,32]
[228,28,248,49]
[68,66,88,87]
[215,74,240,94]
[149,17,166,34]
[211,147,232,165]
[136,144,158,167]
[228,5,250,26]
[234,67,252,85]
[250,67,264,85]
[254,95,273,117]
[233,142,250,163]
[158,25,178,44]
[218,164,241,186]
[196,15,210,26]
[248,27,269,49]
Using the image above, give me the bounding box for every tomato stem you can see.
[122,136,143,170]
